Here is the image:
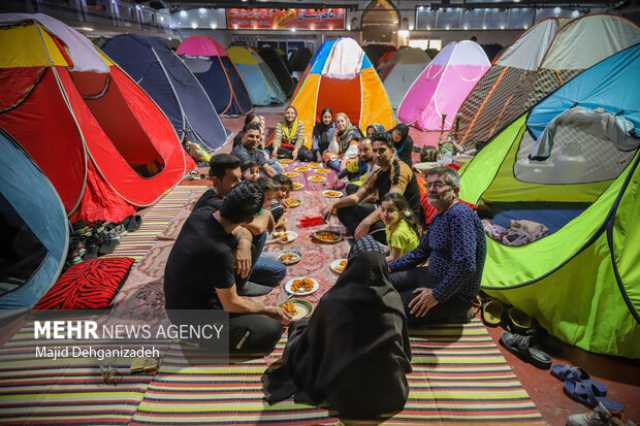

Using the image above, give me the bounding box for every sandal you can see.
[564,380,624,412]
[500,331,552,369]
[507,307,534,334]
[481,299,504,327]
[551,365,607,397]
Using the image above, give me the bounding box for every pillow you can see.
[34,257,135,310]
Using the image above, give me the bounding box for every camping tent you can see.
[103,34,227,151]
[363,43,396,68]
[457,15,640,149]
[459,43,640,359]
[1,129,68,309]
[398,41,490,131]
[0,14,192,224]
[227,45,286,106]
[290,37,395,146]
[177,36,253,116]
[382,47,430,109]
[258,46,294,97]
[288,47,312,72]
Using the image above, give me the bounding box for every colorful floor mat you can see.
[106,186,207,264]
[0,324,155,425]
[129,320,544,425]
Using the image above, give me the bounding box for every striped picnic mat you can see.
[130,320,544,425]
[106,186,206,263]
[0,325,155,425]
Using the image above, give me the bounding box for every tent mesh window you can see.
[0,193,47,296]
[523,68,582,112]
[515,121,638,185]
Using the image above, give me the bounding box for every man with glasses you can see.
[388,167,486,325]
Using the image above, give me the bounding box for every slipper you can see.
[507,307,533,333]
[482,299,504,327]
[500,331,552,370]
[564,380,623,412]
[551,364,590,382]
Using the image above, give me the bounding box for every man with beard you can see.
[323,134,422,244]
[334,138,376,195]
[388,167,486,325]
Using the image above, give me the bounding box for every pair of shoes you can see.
[499,331,552,369]
[237,281,274,297]
[567,401,635,426]
[552,365,625,413]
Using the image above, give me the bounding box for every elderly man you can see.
[388,167,486,325]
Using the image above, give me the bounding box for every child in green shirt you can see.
[380,193,421,261]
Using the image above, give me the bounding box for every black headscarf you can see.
[391,124,414,166]
[263,236,412,419]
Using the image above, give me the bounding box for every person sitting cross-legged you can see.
[164,181,290,355]
[388,167,486,326]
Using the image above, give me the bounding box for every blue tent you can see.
[1,129,68,309]
[227,45,286,106]
[103,35,227,151]
[177,36,253,116]
[527,42,640,140]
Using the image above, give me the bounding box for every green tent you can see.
[459,44,640,359]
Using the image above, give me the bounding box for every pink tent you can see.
[398,41,490,131]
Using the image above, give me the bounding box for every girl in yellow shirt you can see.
[380,193,420,261]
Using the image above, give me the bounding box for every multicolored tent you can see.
[227,45,286,106]
[0,14,192,223]
[382,47,430,109]
[177,36,253,116]
[258,46,294,98]
[290,37,395,147]
[457,15,640,149]
[459,43,640,359]
[398,41,490,131]
[0,129,68,309]
[103,34,227,151]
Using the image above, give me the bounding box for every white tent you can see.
[382,47,431,109]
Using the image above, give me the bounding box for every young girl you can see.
[380,193,420,261]
[241,160,260,182]
[312,108,336,162]
[273,106,313,161]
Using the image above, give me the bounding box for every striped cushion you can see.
[34,257,134,310]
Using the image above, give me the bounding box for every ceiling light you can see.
[398,29,410,38]
[179,10,187,18]
[290,27,296,32]
[572,10,580,18]
[499,24,505,30]
[554,7,562,15]
[191,22,197,29]
[199,8,206,14]
[482,25,487,30]
[210,23,217,29]
[418,6,424,11]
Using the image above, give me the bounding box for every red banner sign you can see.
[226,8,345,30]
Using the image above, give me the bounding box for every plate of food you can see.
[279,251,302,266]
[279,158,294,165]
[285,171,300,178]
[292,182,304,191]
[309,162,322,168]
[294,165,312,173]
[281,298,314,321]
[285,277,320,296]
[271,230,298,244]
[308,175,327,183]
[322,190,343,198]
[330,258,348,274]
[311,229,343,244]
[285,197,301,208]
[313,168,330,175]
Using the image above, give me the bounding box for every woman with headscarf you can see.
[272,106,313,162]
[324,112,363,171]
[390,123,414,166]
[366,123,387,140]
[263,236,412,420]
[311,108,336,162]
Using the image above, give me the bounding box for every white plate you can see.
[284,277,320,296]
[282,299,314,321]
[278,251,302,265]
[322,190,344,198]
[329,258,348,274]
[271,230,298,244]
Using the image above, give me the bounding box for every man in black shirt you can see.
[232,123,278,178]
[193,154,286,295]
[165,182,289,354]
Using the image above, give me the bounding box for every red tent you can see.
[0,16,194,223]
